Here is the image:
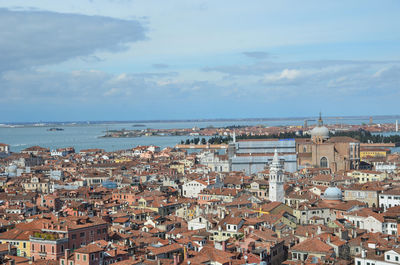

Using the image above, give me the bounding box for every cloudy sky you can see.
[0,0,399,122]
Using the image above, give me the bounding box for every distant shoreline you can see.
[1,114,400,126]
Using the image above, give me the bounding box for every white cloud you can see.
[279,69,301,80]
[372,67,387,78]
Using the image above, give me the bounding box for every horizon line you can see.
[1,114,400,125]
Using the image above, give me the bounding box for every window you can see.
[83,255,87,261]
[320,157,328,168]
[357,262,361,265]
[80,232,85,238]
[91,254,95,260]
[71,234,76,239]
[387,255,390,260]
[97,229,101,234]
[77,254,80,260]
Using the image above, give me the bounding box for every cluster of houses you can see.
[0,141,399,265]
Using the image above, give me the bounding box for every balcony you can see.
[30,232,68,244]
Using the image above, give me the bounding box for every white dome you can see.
[310,126,329,139]
[323,187,342,201]
[7,165,17,173]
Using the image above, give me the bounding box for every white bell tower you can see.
[269,149,285,203]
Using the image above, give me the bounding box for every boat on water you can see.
[47,128,64,131]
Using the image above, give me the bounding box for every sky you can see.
[0,0,400,122]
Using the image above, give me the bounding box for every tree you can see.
[201,138,206,144]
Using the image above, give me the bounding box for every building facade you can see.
[229,138,297,174]
[379,189,400,211]
[297,115,360,173]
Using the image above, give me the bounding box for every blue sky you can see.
[0,0,399,122]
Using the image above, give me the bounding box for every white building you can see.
[374,162,398,173]
[188,216,212,231]
[198,151,230,172]
[51,150,68,156]
[182,179,208,198]
[379,189,400,211]
[383,218,398,236]
[229,138,297,174]
[269,149,285,203]
[343,208,384,233]
[355,249,400,265]
[0,143,10,154]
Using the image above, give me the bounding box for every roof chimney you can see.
[65,249,70,260]
[361,249,367,258]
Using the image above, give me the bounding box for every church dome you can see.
[310,113,330,140]
[323,187,342,201]
[310,126,329,139]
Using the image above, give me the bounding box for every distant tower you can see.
[396,120,399,132]
[269,149,285,203]
[369,117,373,125]
[318,112,323,126]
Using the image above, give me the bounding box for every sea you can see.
[1,116,400,153]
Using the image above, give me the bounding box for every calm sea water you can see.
[0,117,399,153]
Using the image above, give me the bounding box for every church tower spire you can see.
[269,148,285,203]
[318,112,323,127]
